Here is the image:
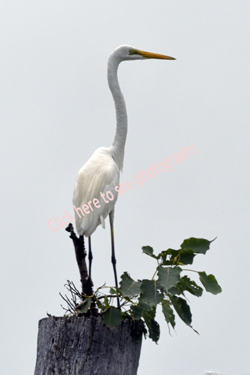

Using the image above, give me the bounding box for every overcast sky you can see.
[1,1,250,374]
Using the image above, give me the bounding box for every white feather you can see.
[73,147,119,236]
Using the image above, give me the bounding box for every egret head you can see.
[111,45,176,62]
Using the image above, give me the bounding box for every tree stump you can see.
[34,315,142,375]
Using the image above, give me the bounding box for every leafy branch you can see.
[61,237,222,343]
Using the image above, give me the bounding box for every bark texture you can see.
[34,315,142,375]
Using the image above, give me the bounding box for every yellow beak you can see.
[138,49,176,60]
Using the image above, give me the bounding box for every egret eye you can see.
[130,49,139,55]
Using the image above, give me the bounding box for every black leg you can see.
[88,236,93,279]
[109,212,120,309]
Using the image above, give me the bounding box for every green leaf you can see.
[199,272,222,295]
[162,301,175,329]
[104,295,110,309]
[96,299,105,311]
[75,298,92,315]
[142,246,157,258]
[157,248,195,266]
[131,305,143,320]
[179,276,203,297]
[103,306,123,329]
[157,249,178,264]
[123,295,133,303]
[148,319,160,343]
[168,285,182,295]
[157,266,182,290]
[131,320,147,343]
[170,295,192,326]
[109,287,119,295]
[179,249,196,265]
[138,297,154,311]
[120,272,142,297]
[143,310,160,343]
[181,237,212,254]
[140,279,163,306]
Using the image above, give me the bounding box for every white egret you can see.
[73,45,175,295]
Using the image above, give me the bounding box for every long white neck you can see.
[108,54,127,171]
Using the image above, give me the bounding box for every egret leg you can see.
[109,212,120,309]
[88,236,93,279]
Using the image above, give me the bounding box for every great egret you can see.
[73,45,175,295]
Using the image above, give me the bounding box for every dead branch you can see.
[65,223,93,297]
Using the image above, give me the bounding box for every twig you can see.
[59,293,76,312]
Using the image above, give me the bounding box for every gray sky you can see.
[1,1,250,374]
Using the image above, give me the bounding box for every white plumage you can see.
[73,147,119,236]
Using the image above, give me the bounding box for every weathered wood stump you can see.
[34,315,142,375]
